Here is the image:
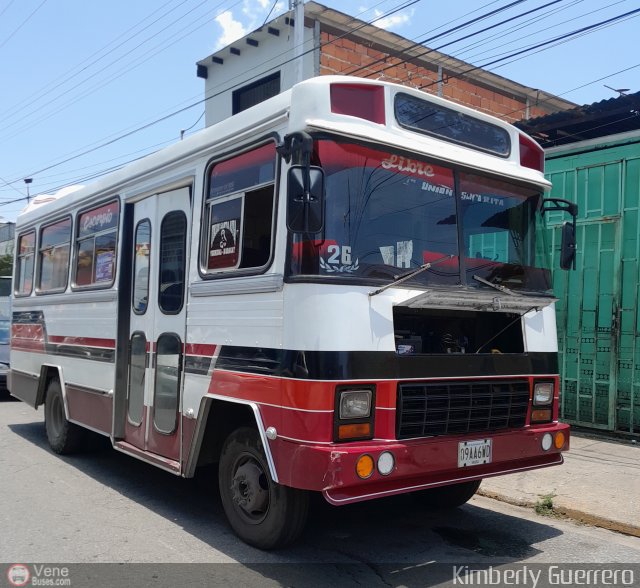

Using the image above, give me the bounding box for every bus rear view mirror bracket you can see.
[287,165,325,234]
[542,197,578,271]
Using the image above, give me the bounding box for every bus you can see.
[9,76,577,549]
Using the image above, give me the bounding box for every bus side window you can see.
[158,212,186,314]
[15,231,35,296]
[73,200,119,289]
[204,142,276,275]
[38,217,72,293]
[132,220,151,314]
[153,333,181,434]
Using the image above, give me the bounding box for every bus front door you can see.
[124,187,190,462]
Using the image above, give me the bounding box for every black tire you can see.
[44,380,86,454]
[218,427,309,550]
[413,479,481,509]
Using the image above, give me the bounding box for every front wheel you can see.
[218,427,309,549]
[44,380,86,454]
[413,479,481,509]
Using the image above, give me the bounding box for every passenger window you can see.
[74,200,119,288]
[132,220,151,314]
[15,231,35,296]
[127,332,146,426]
[153,333,181,434]
[38,217,71,292]
[158,212,186,314]
[204,143,275,274]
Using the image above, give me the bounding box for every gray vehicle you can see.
[0,317,9,394]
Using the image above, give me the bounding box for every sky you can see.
[0,0,638,222]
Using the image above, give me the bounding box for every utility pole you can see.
[290,0,304,84]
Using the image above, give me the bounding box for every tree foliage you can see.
[0,254,13,277]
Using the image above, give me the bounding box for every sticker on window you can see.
[319,245,359,273]
[379,241,414,268]
[209,219,240,269]
[95,251,114,282]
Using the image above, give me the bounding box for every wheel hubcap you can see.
[230,458,270,523]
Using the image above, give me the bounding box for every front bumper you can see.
[271,422,569,504]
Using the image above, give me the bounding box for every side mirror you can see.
[287,165,325,233]
[559,221,576,270]
[542,197,578,271]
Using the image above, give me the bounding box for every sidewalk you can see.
[479,432,640,537]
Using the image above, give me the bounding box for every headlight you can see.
[533,382,554,405]
[339,389,372,419]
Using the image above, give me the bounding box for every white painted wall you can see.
[202,22,317,127]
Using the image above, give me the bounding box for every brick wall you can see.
[319,32,549,123]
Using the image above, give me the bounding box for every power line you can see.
[0,0,48,50]
[345,0,528,78]
[0,0,185,126]
[4,1,636,196]
[418,8,640,91]
[442,0,586,63]
[1,0,420,187]
[0,0,425,145]
[537,111,640,147]
[471,7,640,69]
[359,0,567,82]
[0,0,17,20]
[9,56,640,205]
[0,0,234,136]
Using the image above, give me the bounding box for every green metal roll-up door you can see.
[546,142,640,436]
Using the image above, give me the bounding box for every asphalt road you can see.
[1,397,639,587]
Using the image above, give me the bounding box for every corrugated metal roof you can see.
[516,91,640,147]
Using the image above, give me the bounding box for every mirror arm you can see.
[277,131,313,165]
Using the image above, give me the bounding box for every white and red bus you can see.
[9,76,577,549]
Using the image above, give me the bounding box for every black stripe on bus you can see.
[215,346,558,381]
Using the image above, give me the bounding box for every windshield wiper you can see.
[369,254,454,297]
[472,274,515,296]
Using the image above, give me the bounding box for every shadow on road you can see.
[8,418,564,585]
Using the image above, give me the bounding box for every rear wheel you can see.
[413,479,481,509]
[218,427,308,549]
[44,380,85,454]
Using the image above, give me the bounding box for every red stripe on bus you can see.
[12,323,44,340]
[209,370,397,411]
[11,324,46,352]
[185,343,217,357]
[48,335,116,348]
[11,340,46,352]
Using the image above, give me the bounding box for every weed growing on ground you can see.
[535,493,556,516]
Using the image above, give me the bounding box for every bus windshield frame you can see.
[287,137,552,294]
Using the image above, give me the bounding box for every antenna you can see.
[24,178,33,203]
[604,84,630,96]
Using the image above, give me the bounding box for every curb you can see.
[478,488,640,539]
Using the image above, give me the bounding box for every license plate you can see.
[458,439,492,467]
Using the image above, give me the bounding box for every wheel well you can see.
[36,366,62,408]
[194,400,256,469]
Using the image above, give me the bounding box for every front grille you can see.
[396,380,530,439]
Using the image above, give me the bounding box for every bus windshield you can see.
[288,138,552,293]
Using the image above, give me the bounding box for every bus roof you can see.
[17,76,548,227]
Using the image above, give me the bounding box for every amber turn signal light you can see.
[338,423,371,440]
[531,408,552,423]
[356,454,375,479]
